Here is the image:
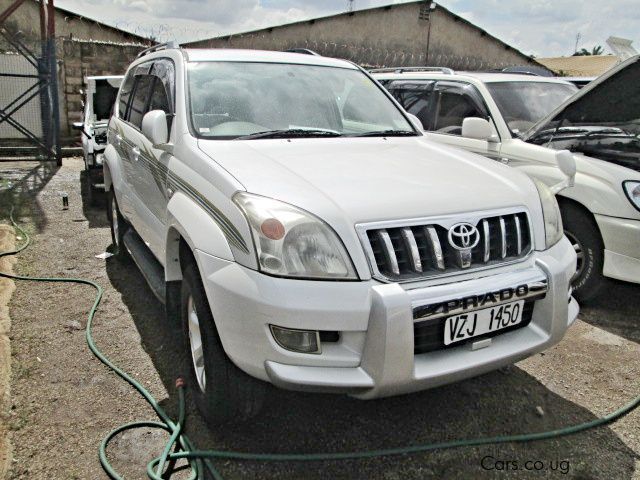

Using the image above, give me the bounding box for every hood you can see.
[198,137,539,224]
[524,55,640,140]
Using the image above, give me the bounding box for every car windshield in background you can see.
[187,62,415,139]
[486,81,577,135]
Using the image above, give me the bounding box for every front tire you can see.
[561,202,605,302]
[181,261,265,425]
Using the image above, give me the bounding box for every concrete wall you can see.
[184,1,539,70]
[60,39,144,139]
[0,0,146,52]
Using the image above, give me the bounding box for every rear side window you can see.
[128,75,153,129]
[117,73,135,119]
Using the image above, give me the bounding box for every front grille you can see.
[363,212,531,282]
[413,301,535,354]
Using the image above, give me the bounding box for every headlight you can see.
[533,179,563,248]
[233,192,357,280]
[623,181,640,212]
[95,153,104,165]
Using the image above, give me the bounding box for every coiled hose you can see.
[1,208,639,480]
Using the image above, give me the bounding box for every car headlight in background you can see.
[533,179,563,248]
[95,153,105,165]
[234,192,357,280]
[623,181,640,212]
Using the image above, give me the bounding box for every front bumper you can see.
[595,214,640,284]
[195,236,578,399]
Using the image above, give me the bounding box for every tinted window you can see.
[433,82,487,135]
[128,75,153,129]
[148,78,172,130]
[386,80,435,129]
[117,73,135,119]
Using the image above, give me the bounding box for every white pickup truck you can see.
[104,44,578,425]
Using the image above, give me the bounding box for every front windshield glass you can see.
[486,81,577,135]
[187,61,415,139]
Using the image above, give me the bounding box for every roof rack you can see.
[369,66,455,75]
[137,41,180,59]
[284,48,321,56]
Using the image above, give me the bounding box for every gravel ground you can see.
[0,158,638,480]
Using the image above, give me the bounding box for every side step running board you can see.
[123,229,166,304]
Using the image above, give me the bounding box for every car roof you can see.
[182,48,359,70]
[372,70,574,85]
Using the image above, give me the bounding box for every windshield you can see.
[486,81,577,135]
[187,62,415,139]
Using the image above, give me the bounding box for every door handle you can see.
[114,134,122,145]
[132,147,140,161]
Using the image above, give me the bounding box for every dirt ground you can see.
[0,158,639,480]
[0,223,16,480]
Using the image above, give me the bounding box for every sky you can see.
[55,0,640,57]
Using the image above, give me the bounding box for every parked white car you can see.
[104,45,578,424]
[73,75,123,204]
[374,58,640,301]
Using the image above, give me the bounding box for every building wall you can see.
[59,39,145,138]
[0,0,145,51]
[184,1,538,70]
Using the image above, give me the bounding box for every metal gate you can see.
[0,0,61,165]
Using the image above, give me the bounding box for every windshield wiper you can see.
[352,129,417,137]
[235,128,342,140]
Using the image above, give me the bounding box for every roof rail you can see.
[369,66,455,75]
[284,48,321,56]
[137,41,180,59]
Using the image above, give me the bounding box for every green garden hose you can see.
[1,208,639,480]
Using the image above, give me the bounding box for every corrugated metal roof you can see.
[536,55,620,77]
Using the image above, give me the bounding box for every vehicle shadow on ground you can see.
[0,161,59,231]
[579,280,640,344]
[105,260,638,480]
[79,169,109,228]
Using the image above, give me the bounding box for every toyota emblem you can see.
[447,223,480,251]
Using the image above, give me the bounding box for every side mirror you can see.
[141,110,171,151]
[72,122,84,131]
[550,150,577,194]
[461,117,493,141]
[406,113,424,132]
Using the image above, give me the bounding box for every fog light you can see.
[270,325,320,354]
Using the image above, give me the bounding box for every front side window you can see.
[128,75,153,129]
[432,81,488,136]
[187,62,415,139]
[486,81,577,136]
[385,80,435,130]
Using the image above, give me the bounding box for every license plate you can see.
[444,300,525,346]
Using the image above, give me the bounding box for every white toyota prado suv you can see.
[104,44,578,424]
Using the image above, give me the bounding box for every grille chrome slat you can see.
[362,211,532,282]
[514,216,522,255]
[499,217,507,259]
[401,228,422,272]
[378,230,400,276]
[425,226,445,271]
[482,219,490,262]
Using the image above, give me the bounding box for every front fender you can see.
[165,191,235,281]
[102,143,121,193]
